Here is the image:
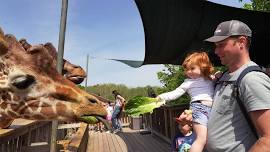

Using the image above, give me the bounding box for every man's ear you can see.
[238,36,247,48]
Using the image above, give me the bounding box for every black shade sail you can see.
[135,0,270,66]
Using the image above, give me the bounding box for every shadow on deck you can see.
[87,128,171,152]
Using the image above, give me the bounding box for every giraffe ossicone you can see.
[0,27,107,129]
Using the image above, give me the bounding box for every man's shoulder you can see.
[241,70,270,85]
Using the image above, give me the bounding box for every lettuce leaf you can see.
[125,96,164,116]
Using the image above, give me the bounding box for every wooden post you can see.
[169,108,174,140]
[164,108,168,138]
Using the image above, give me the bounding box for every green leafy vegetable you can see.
[79,116,98,124]
[125,96,164,116]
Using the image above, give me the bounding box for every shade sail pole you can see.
[50,0,68,151]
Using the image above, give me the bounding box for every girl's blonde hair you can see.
[182,51,214,80]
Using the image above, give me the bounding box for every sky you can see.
[0,0,250,88]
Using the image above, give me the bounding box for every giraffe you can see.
[0,27,107,128]
[18,39,110,103]
[19,39,86,85]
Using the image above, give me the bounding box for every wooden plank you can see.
[151,129,171,144]
[87,128,171,152]
[57,123,81,129]
[129,132,148,151]
[114,134,127,152]
[87,131,95,152]
[164,109,168,138]
[67,123,88,151]
[112,133,128,152]
[142,134,164,152]
[169,109,175,140]
[110,133,119,152]
[93,132,99,152]
[98,132,103,152]
[21,143,62,152]
[105,132,115,152]
[149,133,171,152]
[129,131,151,152]
[117,132,135,152]
[0,119,49,142]
[101,132,110,152]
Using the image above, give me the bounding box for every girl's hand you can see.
[155,96,160,100]
[155,96,161,103]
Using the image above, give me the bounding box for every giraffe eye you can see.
[11,75,36,90]
[88,98,97,104]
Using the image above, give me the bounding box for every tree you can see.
[239,0,270,12]
[156,64,190,105]
[157,64,185,93]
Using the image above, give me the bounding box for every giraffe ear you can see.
[0,28,8,55]
[44,42,58,59]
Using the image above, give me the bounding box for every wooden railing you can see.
[0,119,89,152]
[89,112,131,131]
[0,119,52,152]
[59,122,89,152]
[142,104,189,143]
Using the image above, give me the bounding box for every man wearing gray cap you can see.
[205,20,270,152]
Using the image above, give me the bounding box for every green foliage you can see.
[79,83,160,102]
[239,0,270,12]
[157,64,185,93]
[125,96,163,116]
[156,65,189,105]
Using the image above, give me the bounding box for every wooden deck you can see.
[87,128,171,152]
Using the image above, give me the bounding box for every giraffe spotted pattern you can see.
[0,27,107,129]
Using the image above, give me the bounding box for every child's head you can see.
[178,123,192,135]
[182,51,214,79]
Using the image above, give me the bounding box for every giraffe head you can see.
[19,39,86,85]
[0,27,107,128]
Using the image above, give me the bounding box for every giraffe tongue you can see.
[95,116,112,131]
[78,116,112,131]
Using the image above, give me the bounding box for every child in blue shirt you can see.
[172,117,196,152]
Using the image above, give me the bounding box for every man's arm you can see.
[249,109,270,152]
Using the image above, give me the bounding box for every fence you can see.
[0,119,89,152]
[142,104,189,143]
[89,112,130,131]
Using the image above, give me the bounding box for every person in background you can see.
[111,90,125,133]
[172,115,196,152]
[156,51,215,152]
[106,102,114,121]
[204,20,270,151]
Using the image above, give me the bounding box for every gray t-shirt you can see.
[207,61,270,152]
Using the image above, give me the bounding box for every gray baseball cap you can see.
[205,20,252,42]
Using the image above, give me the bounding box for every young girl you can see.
[156,51,215,152]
